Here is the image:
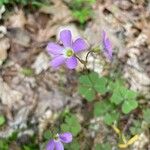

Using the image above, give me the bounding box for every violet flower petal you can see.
[50,55,65,68]
[46,140,55,150]
[59,132,73,143]
[72,38,88,53]
[47,43,64,55]
[55,141,64,150]
[105,38,112,60]
[102,31,112,60]
[66,56,77,69]
[60,30,72,47]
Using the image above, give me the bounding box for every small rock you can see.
[7,10,26,28]
[0,77,23,110]
[32,52,49,74]
[7,28,31,47]
[132,133,149,150]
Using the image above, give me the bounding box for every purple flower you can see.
[47,30,88,69]
[46,132,73,150]
[102,31,113,60]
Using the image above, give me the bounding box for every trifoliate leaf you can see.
[130,120,142,135]
[89,72,99,83]
[61,114,81,136]
[94,77,107,94]
[104,111,119,125]
[124,89,137,100]
[78,85,95,101]
[110,90,124,105]
[122,100,138,114]
[79,75,92,86]
[78,72,99,101]
[79,72,108,101]
[94,101,114,117]
[65,139,80,150]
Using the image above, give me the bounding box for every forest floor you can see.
[0,0,150,150]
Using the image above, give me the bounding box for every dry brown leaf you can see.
[7,10,26,28]
[0,77,23,109]
[7,28,31,47]
[37,0,73,42]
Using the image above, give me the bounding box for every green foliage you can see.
[143,108,150,124]
[0,115,6,126]
[69,0,95,24]
[130,120,142,135]
[94,101,114,117]
[78,72,107,101]
[61,114,81,136]
[79,72,139,125]
[21,67,34,76]
[94,101,119,125]
[0,0,8,5]
[0,130,38,150]
[103,111,119,125]
[122,99,138,114]
[65,139,80,150]
[109,81,138,114]
[23,146,33,150]
[43,130,52,140]
[73,8,91,24]
[95,142,111,150]
[0,140,8,150]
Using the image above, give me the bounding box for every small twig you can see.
[123,114,134,133]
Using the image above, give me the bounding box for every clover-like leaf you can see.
[104,111,119,125]
[79,74,92,86]
[94,77,107,94]
[78,85,95,101]
[79,72,109,101]
[110,85,127,105]
[125,89,137,100]
[78,72,99,101]
[61,114,81,136]
[122,100,138,114]
[65,139,80,150]
[94,101,114,117]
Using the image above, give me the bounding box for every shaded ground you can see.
[0,0,150,149]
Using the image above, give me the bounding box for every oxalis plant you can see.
[45,29,139,150]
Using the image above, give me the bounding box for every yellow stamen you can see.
[66,49,73,57]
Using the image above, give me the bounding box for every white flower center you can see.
[54,133,60,142]
[63,48,74,58]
